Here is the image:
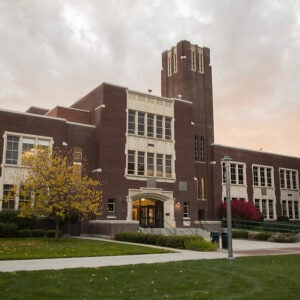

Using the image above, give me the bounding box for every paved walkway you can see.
[0,238,299,273]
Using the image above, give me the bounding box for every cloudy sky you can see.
[0,0,299,157]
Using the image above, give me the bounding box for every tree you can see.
[18,147,102,240]
[218,199,261,221]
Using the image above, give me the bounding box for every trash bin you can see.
[222,231,228,249]
[210,231,219,247]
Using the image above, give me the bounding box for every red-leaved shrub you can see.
[218,199,261,221]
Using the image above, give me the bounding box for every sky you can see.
[0,0,299,157]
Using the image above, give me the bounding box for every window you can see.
[183,202,189,218]
[138,112,145,136]
[107,199,115,217]
[73,146,83,176]
[137,151,145,176]
[238,164,244,185]
[292,171,297,190]
[156,115,163,139]
[173,50,177,73]
[165,117,172,140]
[22,137,35,164]
[147,114,154,138]
[260,168,265,187]
[191,49,196,71]
[147,153,154,176]
[128,110,136,134]
[282,200,287,217]
[156,154,163,177]
[19,186,30,207]
[267,168,272,187]
[222,162,226,183]
[282,200,300,220]
[2,185,15,210]
[280,170,285,188]
[230,164,236,184]
[253,165,273,188]
[268,199,274,219]
[199,136,204,161]
[38,139,50,150]
[167,52,172,76]
[194,136,199,161]
[165,155,172,178]
[5,136,20,165]
[255,198,275,220]
[201,177,205,200]
[128,150,135,175]
[253,166,258,186]
[198,50,204,73]
[262,199,267,218]
[280,168,299,190]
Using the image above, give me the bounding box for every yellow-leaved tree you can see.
[19,147,102,240]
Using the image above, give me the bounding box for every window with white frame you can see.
[183,202,189,218]
[127,111,172,141]
[255,198,275,220]
[279,168,299,190]
[4,133,52,166]
[198,48,204,73]
[167,51,172,76]
[127,150,173,179]
[222,162,246,185]
[252,165,273,187]
[107,199,115,217]
[2,184,15,210]
[173,49,177,73]
[281,200,299,220]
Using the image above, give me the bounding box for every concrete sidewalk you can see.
[0,238,299,273]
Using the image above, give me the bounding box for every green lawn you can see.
[0,255,299,299]
[0,238,171,260]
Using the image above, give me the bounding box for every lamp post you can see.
[223,156,233,259]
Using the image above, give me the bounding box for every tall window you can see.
[230,164,237,184]
[199,136,204,161]
[107,199,115,217]
[128,150,135,175]
[238,164,244,185]
[191,49,196,71]
[183,202,189,217]
[255,198,275,220]
[156,116,163,139]
[165,117,172,140]
[138,112,145,136]
[198,50,204,73]
[147,153,154,176]
[2,185,15,210]
[167,52,172,76]
[5,136,20,165]
[156,154,163,177]
[128,110,136,134]
[137,151,145,175]
[165,155,172,178]
[173,50,177,73]
[147,114,154,138]
[194,136,199,161]
[201,177,205,200]
[73,146,83,176]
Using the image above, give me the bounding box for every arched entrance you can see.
[132,198,164,228]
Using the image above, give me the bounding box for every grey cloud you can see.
[0,0,299,156]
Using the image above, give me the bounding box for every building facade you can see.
[0,40,299,232]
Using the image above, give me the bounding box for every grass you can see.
[0,255,299,299]
[0,238,171,260]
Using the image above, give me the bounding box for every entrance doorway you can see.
[132,198,164,228]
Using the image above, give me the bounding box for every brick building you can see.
[0,40,299,233]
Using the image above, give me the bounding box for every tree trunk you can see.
[54,219,60,241]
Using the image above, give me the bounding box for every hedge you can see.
[115,232,217,251]
[0,222,18,237]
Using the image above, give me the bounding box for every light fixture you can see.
[92,168,102,173]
